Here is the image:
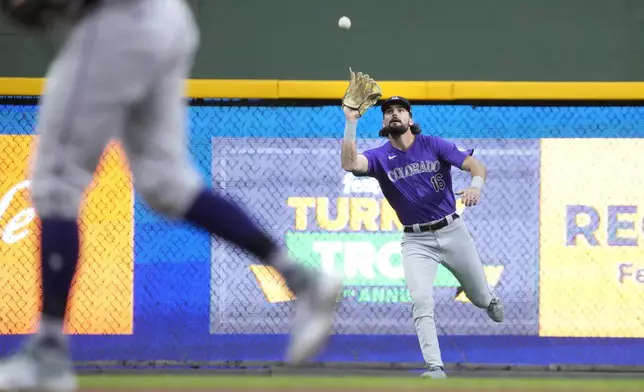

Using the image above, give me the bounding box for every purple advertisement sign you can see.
[210,138,540,336]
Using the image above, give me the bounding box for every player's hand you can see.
[455,187,481,207]
[343,105,360,122]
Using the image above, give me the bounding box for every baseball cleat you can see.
[486,296,504,323]
[0,337,77,392]
[0,350,39,391]
[286,271,344,365]
[421,366,447,379]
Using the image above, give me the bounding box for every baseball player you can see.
[340,70,503,379]
[0,0,343,390]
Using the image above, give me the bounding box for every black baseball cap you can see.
[381,96,412,115]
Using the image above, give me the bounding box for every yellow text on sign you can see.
[287,197,403,232]
[539,138,644,338]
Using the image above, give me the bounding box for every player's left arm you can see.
[433,136,486,207]
[456,155,487,207]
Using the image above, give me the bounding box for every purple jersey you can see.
[358,134,473,225]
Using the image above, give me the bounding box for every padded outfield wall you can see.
[0,79,643,368]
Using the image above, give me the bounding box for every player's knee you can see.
[136,170,202,218]
[31,178,83,219]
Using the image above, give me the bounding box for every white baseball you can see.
[338,16,351,30]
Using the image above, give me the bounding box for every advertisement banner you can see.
[539,138,644,338]
[210,137,540,336]
[0,136,134,335]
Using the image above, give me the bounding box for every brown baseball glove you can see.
[342,67,382,117]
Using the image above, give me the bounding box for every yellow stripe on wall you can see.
[2,77,644,100]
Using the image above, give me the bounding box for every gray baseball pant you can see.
[401,215,494,368]
[30,0,202,220]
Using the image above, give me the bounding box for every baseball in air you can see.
[338,16,351,30]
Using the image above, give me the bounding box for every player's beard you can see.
[384,120,408,137]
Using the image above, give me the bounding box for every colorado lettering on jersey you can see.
[386,160,440,182]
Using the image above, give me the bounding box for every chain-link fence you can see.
[1,97,644,369]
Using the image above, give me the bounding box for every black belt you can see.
[403,213,459,233]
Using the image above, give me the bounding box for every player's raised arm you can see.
[341,106,369,174]
[339,67,382,175]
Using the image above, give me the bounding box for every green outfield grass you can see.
[78,374,644,390]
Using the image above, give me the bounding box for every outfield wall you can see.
[0,79,643,368]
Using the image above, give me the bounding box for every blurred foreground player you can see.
[0,0,343,390]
